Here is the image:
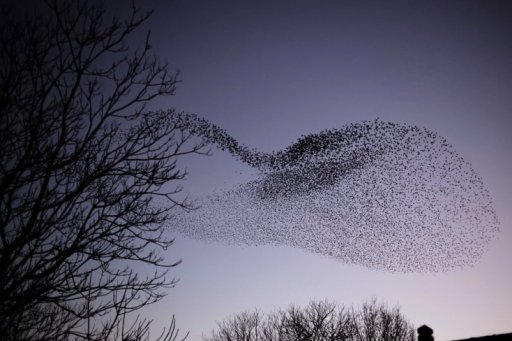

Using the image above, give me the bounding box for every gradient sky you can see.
[111,1,512,340]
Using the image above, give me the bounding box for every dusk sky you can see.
[113,1,512,340]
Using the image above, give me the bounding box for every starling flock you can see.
[172,112,499,272]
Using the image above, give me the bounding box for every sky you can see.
[113,1,512,340]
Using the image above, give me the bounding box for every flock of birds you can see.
[171,112,498,272]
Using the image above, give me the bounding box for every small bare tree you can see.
[352,300,415,341]
[0,1,203,340]
[203,300,415,341]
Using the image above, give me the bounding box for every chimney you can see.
[418,325,434,341]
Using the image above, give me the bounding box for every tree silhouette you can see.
[0,1,203,340]
[204,300,416,341]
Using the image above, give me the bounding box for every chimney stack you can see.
[418,325,434,341]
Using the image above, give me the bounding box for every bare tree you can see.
[211,311,265,341]
[351,300,416,341]
[203,300,415,341]
[0,1,203,340]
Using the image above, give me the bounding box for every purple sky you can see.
[116,1,512,340]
